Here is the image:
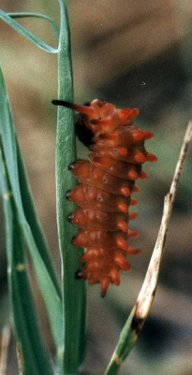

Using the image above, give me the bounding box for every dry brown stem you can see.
[134,120,192,325]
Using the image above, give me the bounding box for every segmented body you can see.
[52,98,157,296]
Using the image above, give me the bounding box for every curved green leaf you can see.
[8,12,59,39]
[0,9,58,53]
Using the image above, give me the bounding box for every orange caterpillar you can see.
[52,99,157,296]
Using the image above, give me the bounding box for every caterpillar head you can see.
[52,99,140,147]
[52,98,114,147]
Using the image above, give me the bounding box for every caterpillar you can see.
[52,99,157,296]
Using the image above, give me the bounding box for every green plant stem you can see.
[104,310,137,375]
[56,1,86,373]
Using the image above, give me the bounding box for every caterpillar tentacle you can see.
[52,98,156,296]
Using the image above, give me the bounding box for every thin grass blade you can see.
[0,66,62,349]
[0,9,58,53]
[8,12,59,39]
[16,140,61,299]
[0,142,52,375]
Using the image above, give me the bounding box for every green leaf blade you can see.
[0,144,52,375]
[8,12,59,39]
[56,0,86,372]
[0,65,62,351]
[0,9,58,53]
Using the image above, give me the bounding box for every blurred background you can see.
[0,1,192,374]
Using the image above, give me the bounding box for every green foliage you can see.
[0,10,58,53]
[0,1,85,374]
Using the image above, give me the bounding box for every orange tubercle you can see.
[140,171,148,180]
[129,212,138,220]
[130,198,138,206]
[134,152,147,163]
[146,153,157,162]
[117,220,129,232]
[118,202,129,213]
[117,238,129,251]
[128,229,138,238]
[127,170,139,180]
[118,147,128,156]
[133,185,140,193]
[120,186,131,197]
